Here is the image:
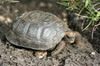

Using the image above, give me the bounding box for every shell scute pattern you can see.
[6,10,69,50]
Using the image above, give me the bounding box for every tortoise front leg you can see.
[74,31,82,45]
[51,40,66,56]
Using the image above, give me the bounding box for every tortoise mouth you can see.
[6,30,55,51]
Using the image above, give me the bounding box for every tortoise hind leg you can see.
[51,40,65,56]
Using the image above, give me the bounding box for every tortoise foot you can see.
[35,51,47,58]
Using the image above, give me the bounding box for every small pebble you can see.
[91,52,95,55]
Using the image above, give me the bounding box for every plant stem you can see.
[82,20,93,31]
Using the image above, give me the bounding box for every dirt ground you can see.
[0,0,100,66]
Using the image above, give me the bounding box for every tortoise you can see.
[6,10,81,58]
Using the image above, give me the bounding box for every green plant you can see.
[57,0,100,31]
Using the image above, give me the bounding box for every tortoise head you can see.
[65,31,76,43]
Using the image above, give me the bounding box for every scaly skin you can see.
[35,31,82,58]
[51,40,66,56]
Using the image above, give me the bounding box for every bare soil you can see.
[0,0,100,66]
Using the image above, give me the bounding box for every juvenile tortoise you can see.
[6,10,81,58]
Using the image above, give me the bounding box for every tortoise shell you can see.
[6,10,70,50]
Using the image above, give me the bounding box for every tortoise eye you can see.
[66,36,70,38]
[66,36,74,38]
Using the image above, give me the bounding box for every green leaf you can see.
[97,11,100,17]
[62,0,74,1]
[85,0,90,7]
[92,11,100,21]
[66,6,77,10]
[57,2,70,7]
